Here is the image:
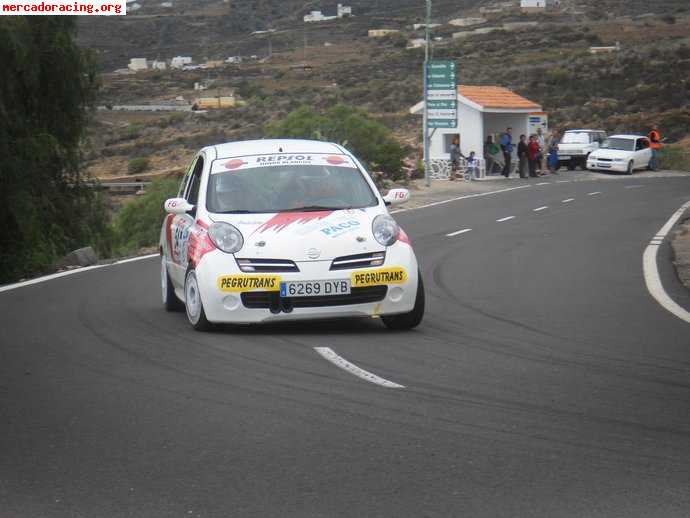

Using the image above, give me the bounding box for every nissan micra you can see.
[160,139,425,331]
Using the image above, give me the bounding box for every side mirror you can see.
[164,197,194,214]
[383,188,410,206]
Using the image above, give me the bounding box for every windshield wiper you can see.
[216,210,257,214]
[281,205,345,212]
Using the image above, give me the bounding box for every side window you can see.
[179,157,198,197]
[185,156,204,205]
[635,139,644,151]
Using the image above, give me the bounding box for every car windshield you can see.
[207,162,378,213]
[562,132,590,144]
[601,138,635,151]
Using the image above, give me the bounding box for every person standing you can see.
[536,127,546,174]
[484,135,498,175]
[500,127,513,177]
[517,134,529,179]
[449,135,462,181]
[649,124,662,171]
[547,132,560,175]
[528,135,540,178]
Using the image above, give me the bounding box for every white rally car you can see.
[160,139,424,331]
[586,134,653,175]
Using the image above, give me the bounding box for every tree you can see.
[264,104,406,178]
[0,17,103,282]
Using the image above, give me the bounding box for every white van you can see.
[557,130,607,170]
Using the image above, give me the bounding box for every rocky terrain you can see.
[78,0,690,183]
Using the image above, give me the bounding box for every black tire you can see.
[626,161,634,176]
[581,155,589,170]
[161,255,183,311]
[567,162,576,171]
[382,271,425,330]
[184,269,213,332]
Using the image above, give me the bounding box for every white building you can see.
[304,4,351,22]
[225,56,243,64]
[410,85,543,161]
[337,4,352,17]
[304,10,336,22]
[407,38,426,49]
[521,0,547,11]
[171,56,193,69]
[412,23,441,30]
[128,58,148,71]
[150,60,166,70]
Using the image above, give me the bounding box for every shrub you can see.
[128,157,150,175]
[110,177,180,255]
[659,146,690,171]
[264,104,406,180]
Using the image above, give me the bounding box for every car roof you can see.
[608,134,646,139]
[211,139,346,160]
[564,129,604,133]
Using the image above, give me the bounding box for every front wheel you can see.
[626,161,634,176]
[382,271,425,330]
[184,269,213,331]
[567,162,576,171]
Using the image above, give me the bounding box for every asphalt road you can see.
[2,175,690,517]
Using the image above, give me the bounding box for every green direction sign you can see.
[428,119,457,128]
[425,60,457,128]
[427,100,456,110]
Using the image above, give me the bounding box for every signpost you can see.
[423,44,457,185]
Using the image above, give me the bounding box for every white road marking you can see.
[389,185,531,214]
[556,180,571,183]
[625,185,644,189]
[642,200,690,324]
[0,254,159,294]
[533,206,548,212]
[536,182,549,186]
[562,198,575,203]
[588,191,602,196]
[446,228,472,237]
[314,347,405,388]
[496,216,515,222]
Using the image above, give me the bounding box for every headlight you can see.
[372,214,399,247]
[208,222,243,254]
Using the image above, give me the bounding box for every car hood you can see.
[209,207,384,261]
[590,149,633,160]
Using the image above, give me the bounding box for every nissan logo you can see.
[307,248,321,259]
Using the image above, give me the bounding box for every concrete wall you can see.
[429,103,483,159]
[484,113,531,149]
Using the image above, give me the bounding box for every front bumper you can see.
[587,159,627,172]
[193,243,419,324]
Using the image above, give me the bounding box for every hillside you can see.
[78,0,690,183]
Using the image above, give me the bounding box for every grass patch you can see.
[659,145,690,171]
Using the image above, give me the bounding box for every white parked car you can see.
[557,129,607,170]
[586,135,653,175]
[160,139,425,331]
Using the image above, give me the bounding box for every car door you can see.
[168,155,204,287]
[633,138,650,169]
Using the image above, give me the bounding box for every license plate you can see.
[280,279,351,297]
[559,155,571,160]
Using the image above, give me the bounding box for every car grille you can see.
[597,158,612,162]
[330,251,385,271]
[236,258,299,273]
[241,286,388,310]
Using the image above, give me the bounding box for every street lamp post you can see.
[423,0,432,187]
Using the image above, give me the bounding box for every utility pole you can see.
[423,0,432,187]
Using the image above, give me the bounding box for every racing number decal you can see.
[217,275,281,293]
[351,267,407,288]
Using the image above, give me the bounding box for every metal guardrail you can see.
[91,181,151,193]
